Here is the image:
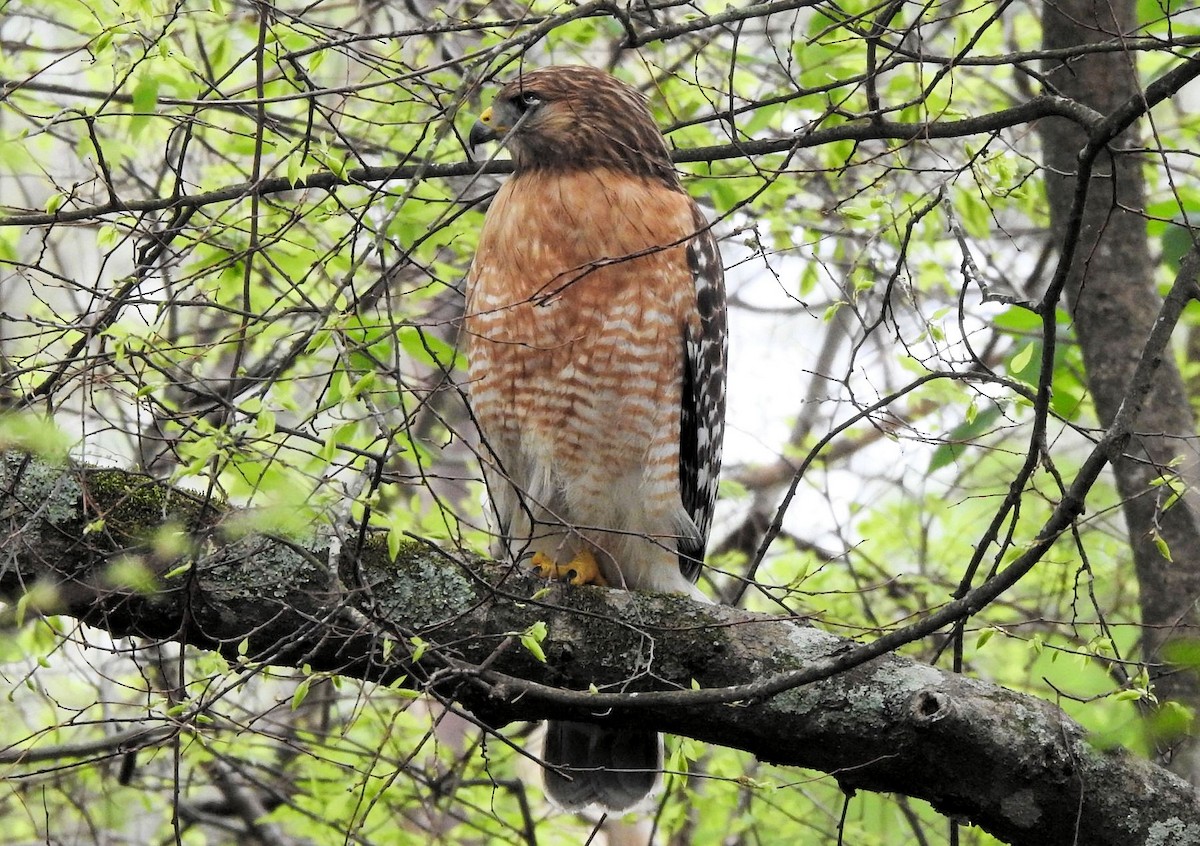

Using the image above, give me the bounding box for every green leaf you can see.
[347,371,375,399]
[328,152,350,179]
[162,561,193,579]
[132,78,158,114]
[719,478,750,500]
[1162,639,1200,668]
[255,408,276,436]
[103,556,157,592]
[520,621,548,662]
[992,303,1042,332]
[666,739,689,776]
[291,676,312,710]
[928,405,1002,473]
[1149,701,1195,740]
[14,591,30,626]
[1153,530,1173,562]
[410,635,428,662]
[170,52,199,76]
[398,327,462,370]
[96,224,121,250]
[387,521,404,561]
[287,152,303,187]
[1009,342,1035,375]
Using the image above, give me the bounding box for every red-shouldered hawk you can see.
[464,65,727,812]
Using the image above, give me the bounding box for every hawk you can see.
[464,65,727,812]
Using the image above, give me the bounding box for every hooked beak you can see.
[469,106,504,149]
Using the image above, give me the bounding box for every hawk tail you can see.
[542,720,661,812]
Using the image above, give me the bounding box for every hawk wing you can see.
[678,204,727,582]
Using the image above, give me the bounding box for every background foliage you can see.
[2,0,1199,843]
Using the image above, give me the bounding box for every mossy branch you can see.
[1,452,1198,846]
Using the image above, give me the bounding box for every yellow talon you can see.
[530,549,608,586]
[530,551,558,581]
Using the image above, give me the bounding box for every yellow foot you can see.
[530,550,608,587]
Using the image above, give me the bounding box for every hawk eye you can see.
[514,91,542,111]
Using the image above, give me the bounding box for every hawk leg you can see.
[530,549,608,586]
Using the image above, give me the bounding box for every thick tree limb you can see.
[2,453,1199,846]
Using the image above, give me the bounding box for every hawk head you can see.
[469,65,680,187]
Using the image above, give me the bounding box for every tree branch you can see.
[2,452,1199,846]
[0,95,1099,228]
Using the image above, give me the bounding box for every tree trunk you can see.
[1039,0,1200,780]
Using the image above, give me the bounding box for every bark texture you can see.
[1038,0,1200,780]
[2,453,1200,846]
